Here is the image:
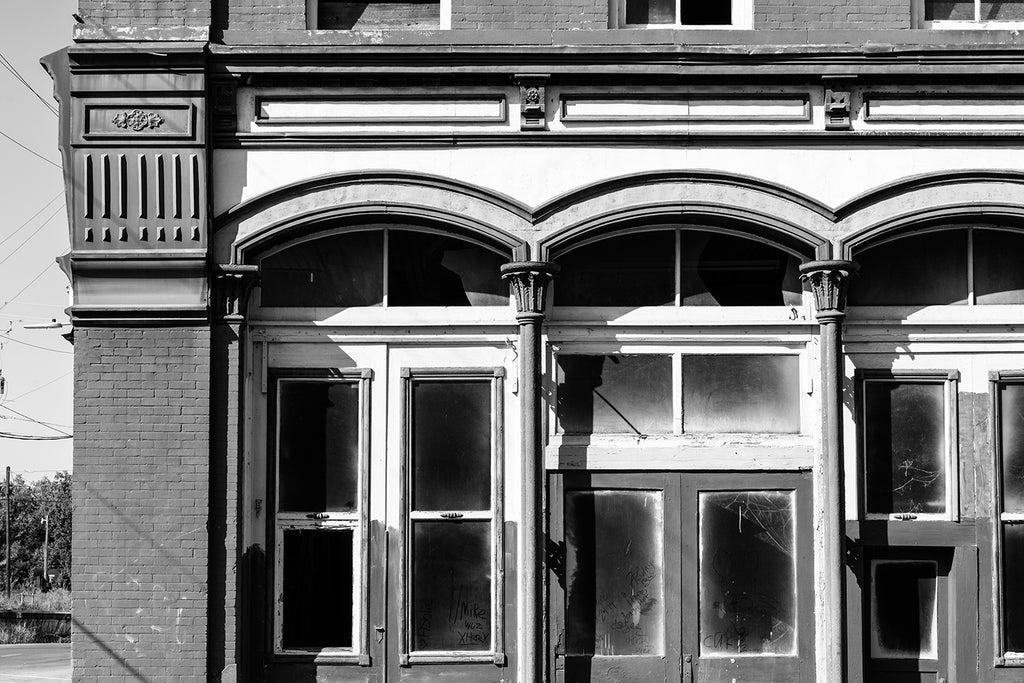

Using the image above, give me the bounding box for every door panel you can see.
[551,471,813,683]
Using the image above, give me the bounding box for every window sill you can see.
[924,20,1024,29]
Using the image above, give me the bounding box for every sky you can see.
[0,1,80,481]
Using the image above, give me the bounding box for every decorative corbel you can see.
[210,77,239,134]
[213,264,260,322]
[514,74,550,131]
[798,260,859,322]
[500,261,559,320]
[823,77,855,131]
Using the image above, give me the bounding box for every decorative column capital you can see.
[799,259,859,323]
[213,264,260,322]
[500,261,559,323]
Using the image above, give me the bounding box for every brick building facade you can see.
[45,0,1024,681]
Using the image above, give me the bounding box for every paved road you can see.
[0,643,70,681]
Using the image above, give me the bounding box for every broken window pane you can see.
[863,382,947,516]
[412,381,491,511]
[260,230,384,307]
[554,231,676,306]
[680,230,802,306]
[565,490,665,656]
[282,529,354,649]
[388,230,507,306]
[1004,524,1024,653]
[278,382,360,513]
[849,230,969,306]
[412,521,491,651]
[974,229,1024,305]
[682,355,801,433]
[699,491,797,656]
[999,384,1024,513]
[557,355,674,435]
[870,560,937,659]
[925,0,976,19]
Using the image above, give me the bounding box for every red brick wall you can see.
[72,327,210,683]
[77,0,212,26]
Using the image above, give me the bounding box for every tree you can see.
[0,472,72,591]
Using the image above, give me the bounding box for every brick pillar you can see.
[72,326,211,682]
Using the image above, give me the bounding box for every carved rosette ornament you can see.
[213,264,260,322]
[500,261,559,322]
[799,260,859,323]
[111,109,165,131]
[514,74,549,131]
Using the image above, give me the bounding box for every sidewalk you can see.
[0,643,70,681]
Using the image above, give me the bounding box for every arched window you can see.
[257,225,510,307]
[849,227,1024,306]
[552,227,803,307]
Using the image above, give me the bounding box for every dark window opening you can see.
[317,0,440,30]
[259,227,508,308]
[863,381,947,516]
[278,382,360,513]
[282,529,354,649]
[554,228,801,307]
[624,0,732,23]
[556,355,674,435]
[680,0,732,24]
[870,560,937,659]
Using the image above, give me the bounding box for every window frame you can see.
[270,369,373,662]
[611,0,753,28]
[397,366,506,666]
[990,370,1024,666]
[306,0,452,30]
[915,0,1024,28]
[856,369,961,523]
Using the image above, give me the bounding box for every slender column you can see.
[799,259,858,683]
[501,261,558,683]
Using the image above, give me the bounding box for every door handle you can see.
[682,653,692,683]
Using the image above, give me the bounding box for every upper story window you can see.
[920,0,1024,27]
[849,227,1024,307]
[257,226,508,309]
[552,227,802,308]
[612,0,752,28]
[308,0,450,30]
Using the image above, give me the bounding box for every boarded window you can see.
[863,382,947,516]
[412,521,492,651]
[261,231,384,308]
[682,355,801,433]
[556,355,674,435]
[680,230,801,306]
[282,529,354,649]
[699,491,797,656]
[870,560,938,660]
[565,490,666,656]
[554,231,676,307]
[278,382,360,513]
[317,0,440,29]
[412,381,492,511]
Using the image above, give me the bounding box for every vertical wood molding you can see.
[799,259,858,683]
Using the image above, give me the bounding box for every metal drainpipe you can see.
[799,259,858,683]
[501,261,558,683]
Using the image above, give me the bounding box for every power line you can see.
[0,194,62,251]
[0,52,58,117]
[0,414,72,431]
[0,205,64,269]
[0,262,60,316]
[0,405,70,437]
[0,331,72,355]
[0,129,60,169]
[5,372,70,402]
[0,432,70,441]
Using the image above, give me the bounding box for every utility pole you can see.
[41,513,49,588]
[4,466,10,599]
